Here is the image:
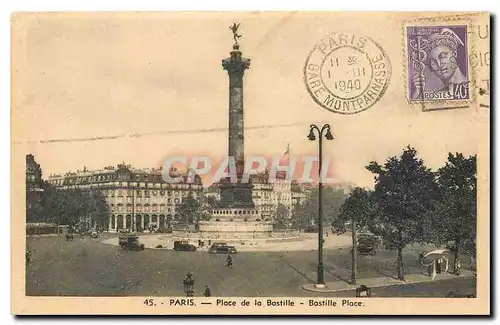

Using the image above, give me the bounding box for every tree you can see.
[297,198,316,229]
[366,146,438,281]
[332,187,376,284]
[273,203,290,229]
[294,187,349,230]
[291,202,305,229]
[198,195,213,221]
[176,193,208,223]
[205,196,217,209]
[41,184,109,232]
[79,189,109,231]
[321,187,349,226]
[43,186,78,228]
[431,153,476,275]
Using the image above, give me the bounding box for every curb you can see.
[101,237,352,253]
[301,273,476,293]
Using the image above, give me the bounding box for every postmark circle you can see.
[304,32,392,115]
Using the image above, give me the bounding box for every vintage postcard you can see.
[11,11,490,315]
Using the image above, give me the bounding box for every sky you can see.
[12,12,488,188]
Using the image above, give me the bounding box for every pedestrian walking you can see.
[203,285,211,297]
[26,249,32,266]
[417,252,424,265]
[183,272,195,297]
[428,262,437,280]
[226,254,233,268]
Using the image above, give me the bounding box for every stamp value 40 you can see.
[304,32,391,115]
[407,25,470,103]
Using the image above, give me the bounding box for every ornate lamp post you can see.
[307,124,334,288]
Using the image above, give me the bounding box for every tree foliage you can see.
[366,146,438,280]
[431,153,477,274]
[273,203,290,228]
[40,183,109,231]
[332,187,376,234]
[292,187,349,229]
[176,193,209,223]
[290,202,305,229]
[205,196,217,209]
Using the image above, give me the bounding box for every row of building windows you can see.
[212,209,259,215]
[108,196,181,204]
[110,205,173,213]
[107,197,182,204]
[105,189,196,197]
[48,178,199,189]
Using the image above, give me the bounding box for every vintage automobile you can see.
[119,236,145,251]
[303,226,318,233]
[173,241,197,252]
[90,230,99,238]
[356,234,379,255]
[383,238,398,250]
[208,243,237,254]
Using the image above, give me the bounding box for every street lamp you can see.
[308,124,334,288]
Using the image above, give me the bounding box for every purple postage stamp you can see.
[407,25,469,102]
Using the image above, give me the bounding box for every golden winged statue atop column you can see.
[229,23,242,45]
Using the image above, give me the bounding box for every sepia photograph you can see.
[11,11,490,315]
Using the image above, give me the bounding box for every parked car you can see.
[383,238,398,250]
[90,230,99,238]
[208,243,237,254]
[119,236,145,251]
[303,226,318,233]
[356,234,379,255]
[173,241,197,252]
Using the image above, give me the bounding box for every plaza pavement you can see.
[102,232,353,252]
[26,235,476,297]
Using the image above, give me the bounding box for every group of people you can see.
[197,239,212,248]
[183,254,234,297]
[184,273,212,297]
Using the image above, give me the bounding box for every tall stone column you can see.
[222,44,250,176]
[219,43,255,208]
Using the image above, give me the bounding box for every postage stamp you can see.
[304,32,391,115]
[407,25,470,103]
[11,12,490,316]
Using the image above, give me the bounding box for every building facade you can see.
[47,164,203,232]
[291,181,310,207]
[250,171,292,221]
[26,154,44,221]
